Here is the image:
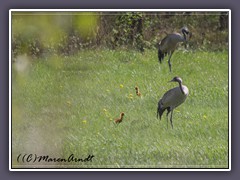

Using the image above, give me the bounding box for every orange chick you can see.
[114,112,125,124]
[135,86,141,97]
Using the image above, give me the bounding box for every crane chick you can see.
[157,76,189,129]
[135,86,141,97]
[158,27,191,72]
[115,112,125,124]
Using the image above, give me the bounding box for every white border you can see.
[228,9,231,172]
[9,9,231,171]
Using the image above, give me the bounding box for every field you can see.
[12,49,229,168]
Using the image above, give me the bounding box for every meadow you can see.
[12,49,229,168]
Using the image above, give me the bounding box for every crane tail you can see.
[158,49,165,63]
[157,100,165,120]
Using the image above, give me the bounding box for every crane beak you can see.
[168,79,174,83]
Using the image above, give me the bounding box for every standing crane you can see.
[158,27,191,72]
[157,76,189,129]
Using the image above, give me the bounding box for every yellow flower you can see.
[106,89,110,92]
[128,93,133,100]
[82,120,87,124]
[203,115,207,119]
[67,101,71,106]
[120,84,124,88]
[103,108,107,112]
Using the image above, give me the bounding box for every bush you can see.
[11,11,229,59]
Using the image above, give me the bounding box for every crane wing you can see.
[160,87,187,108]
[159,33,185,52]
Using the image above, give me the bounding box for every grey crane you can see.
[157,76,189,129]
[158,27,190,72]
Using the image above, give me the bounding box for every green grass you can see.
[12,49,229,168]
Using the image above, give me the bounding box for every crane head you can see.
[181,26,190,35]
[181,26,190,42]
[169,76,183,83]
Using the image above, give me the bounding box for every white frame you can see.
[9,9,231,171]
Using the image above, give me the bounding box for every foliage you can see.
[110,12,144,51]
[11,11,229,59]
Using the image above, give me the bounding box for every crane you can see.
[157,76,189,129]
[158,27,191,72]
[115,112,125,124]
[135,86,142,97]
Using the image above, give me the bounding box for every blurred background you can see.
[12,11,228,59]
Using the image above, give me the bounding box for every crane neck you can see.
[183,33,187,41]
[182,29,187,41]
[120,114,124,120]
[178,81,185,94]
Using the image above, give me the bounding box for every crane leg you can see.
[166,113,168,129]
[166,108,171,129]
[168,52,174,72]
[168,60,171,72]
[170,110,174,129]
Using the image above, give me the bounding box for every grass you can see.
[11,49,229,168]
